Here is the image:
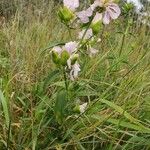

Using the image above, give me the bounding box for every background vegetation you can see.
[0,0,150,149]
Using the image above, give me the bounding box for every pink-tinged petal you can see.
[92,12,102,23]
[73,63,80,78]
[86,7,93,17]
[91,0,102,10]
[63,0,79,11]
[70,62,80,80]
[107,9,119,19]
[76,7,93,23]
[64,41,78,54]
[78,28,93,40]
[76,10,90,23]
[107,3,121,19]
[103,11,111,24]
[52,46,62,54]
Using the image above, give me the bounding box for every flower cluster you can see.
[52,41,80,80]
[52,0,121,80]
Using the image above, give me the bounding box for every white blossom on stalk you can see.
[103,3,121,24]
[76,7,93,23]
[79,102,88,113]
[63,0,79,11]
[52,46,63,55]
[52,41,78,55]
[92,0,121,24]
[52,41,80,81]
[91,0,104,9]
[92,12,102,24]
[70,62,81,80]
[64,41,78,54]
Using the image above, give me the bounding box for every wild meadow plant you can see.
[0,0,150,149]
[51,0,121,124]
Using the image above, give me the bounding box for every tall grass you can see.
[0,0,150,149]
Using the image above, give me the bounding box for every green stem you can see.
[7,119,11,150]
[119,19,130,56]
[67,27,73,40]
[78,15,95,49]
[119,33,126,56]
[63,68,69,100]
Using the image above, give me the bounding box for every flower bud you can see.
[73,105,80,113]
[58,7,74,23]
[60,50,70,66]
[91,21,102,35]
[52,51,60,65]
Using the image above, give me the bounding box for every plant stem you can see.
[67,27,73,40]
[7,119,11,150]
[63,68,69,100]
[78,15,95,49]
[119,33,126,56]
[119,19,130,56]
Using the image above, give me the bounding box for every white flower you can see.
[52,46,63,55]
[64,41,78,54]
[79,103,88,113]
[92,12,103,24]
[63,0,79,11]
[76,7,93,23]
[103,3,121,24]
[91,0,121,24]
[70,62,80,80]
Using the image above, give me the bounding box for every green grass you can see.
[0,1,150,150]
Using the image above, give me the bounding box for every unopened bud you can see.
[60,50,70,66]
[91,21,102,35]
[58,7,74,23]
[73,105,80,113]
[52,51,60,65]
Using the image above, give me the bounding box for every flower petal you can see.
[63,0,79,11]
[103,11,111,24]
[76,10,90,23]
[64,41,78,54]
[92,12,102,24]
[86,7,93,17]
[107,3,121,19]
[52,46,62,54]
[70,62,80,80]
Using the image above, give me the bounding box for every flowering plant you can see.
[51,0,121,123]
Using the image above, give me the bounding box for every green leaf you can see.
[54,90,67,124]
[92,115,150,133]
[122,136,150,149]
[43,69,60,91]
[0,90,10,127]
[99,98,150,133]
